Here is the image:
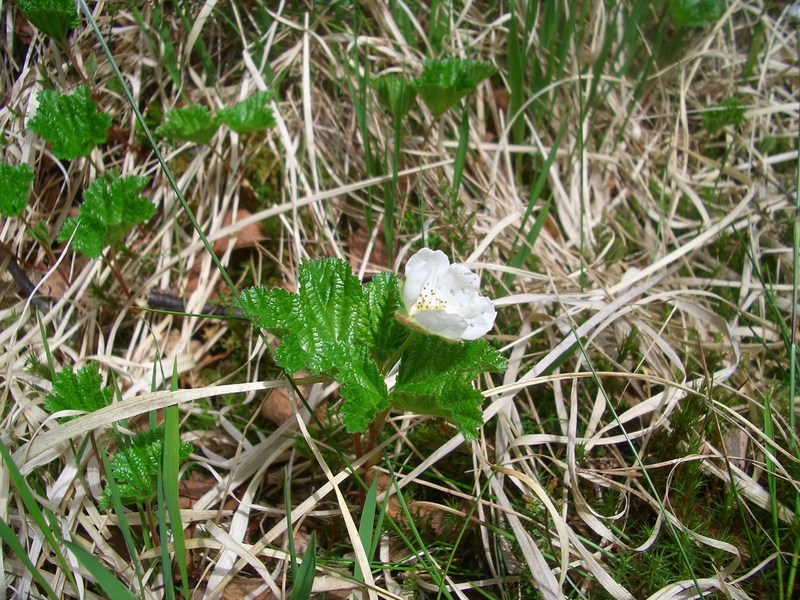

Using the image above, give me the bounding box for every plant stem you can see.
[105,252,132,299]
[382,330,418,375]
[364,408,390,455]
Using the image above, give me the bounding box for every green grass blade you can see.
[506,7,525,146]
[63,540,140,600]
[437,474,495,600]
[97,443,145,594]
[505,118,568,284]
[290,531,317,600]
[78,0,237,297]
[156,468,176,600]
[386,115,401,261]
[0,517,59,600]
[164,401,190,599]
[385,463,453,600]
[354,477,379,583]
[0,442,78,595]
[35,310,56,380]
[284,467,299,582]
[451,102,470,193]
[786,33,800,594]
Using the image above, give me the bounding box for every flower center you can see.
[409,283,449,314]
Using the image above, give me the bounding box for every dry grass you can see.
[1,1,799,598]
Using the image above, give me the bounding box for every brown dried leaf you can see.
[212,209,265,254]
[179,473,218,508]
[220,577,274,600]
[348,227,388,275]
[722,426,749,471]
[261,382,310,426]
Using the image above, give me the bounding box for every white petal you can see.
[403,248,449,310]
[412,310,469,340]
[460,297,497,340]
[436,263,481,304]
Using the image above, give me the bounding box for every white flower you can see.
[400,248,497,341]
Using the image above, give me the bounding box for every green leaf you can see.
[668,0,725,28]
[27,85,112,159]
[392,382,484,441]
[0,162,34,217]
[238,286,298,336]
[217,91,276,135]
[44,362,112,419]
[339,346,390,433]
[363,273,408,365]
[701,97,745,133]
[239,259,367,376]
[56,172,154,258]
[373,74,417,120]
[13,0,80,42]
[391,336,506,440]
[239,258,390,432]
[413,59,497,118]
[156,105,220,144]
[99,427,193,510]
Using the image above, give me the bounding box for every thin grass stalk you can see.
[451,102,469,193]
[384,458,455,600]
[436,473,494,600]
[78,0,238,296]
[0,442,79,596]
[571,333,706,597]
[505,118,568,286]
[784,25,800,595]
[0,518,59,600]
[98,443,146,595]
[763,393,784,598]
[386,108,402,262]
[163,400,190,599]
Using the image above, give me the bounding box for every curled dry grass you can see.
[1,1,799,599]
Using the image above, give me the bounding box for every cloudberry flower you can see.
[400,248,496,340]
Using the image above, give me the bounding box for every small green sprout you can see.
[44,362,112,419]
[99,427,193,510]
[413,58,497,118]
[0,162,34,217]
[156,105,220,145]
[217,91,276,135]
[373,74,418,121]
[13,0,80,43]
[27,85,112,159]
[668,0,725,28]
[56,171,155,258]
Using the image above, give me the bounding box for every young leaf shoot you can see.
[0,162,34,217]
[27,85,112,159]
[99,427,193,510]
[156,105,221,145]
[56,172,155,258]
[217,91,276,135]
[44,362,112,419]
[413,58,497,118]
